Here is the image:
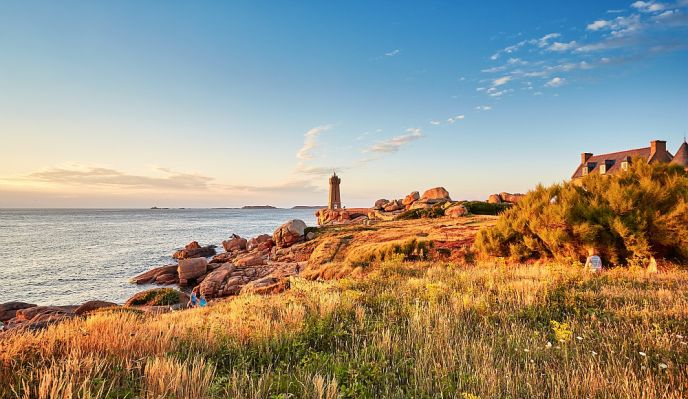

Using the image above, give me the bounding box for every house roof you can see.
[671,141,688,168]
[571,147,652,179]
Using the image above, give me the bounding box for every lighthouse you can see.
[328,172,342,210]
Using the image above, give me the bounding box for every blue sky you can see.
[1,0,687,207]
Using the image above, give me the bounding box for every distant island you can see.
[242,205,278,209]
[291,206,326,209]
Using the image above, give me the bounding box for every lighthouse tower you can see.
[328,172,342,210]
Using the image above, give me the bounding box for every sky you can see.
[1,0,687,208]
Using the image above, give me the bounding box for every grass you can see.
[2,260,686,398]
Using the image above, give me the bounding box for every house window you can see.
[621,161,629,171]
[599,164,606,174]
[582,166,589,176]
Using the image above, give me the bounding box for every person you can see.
[187,291,198,308]
[585,248,603,272]
[199,293,207,307]
[0,320,5,332]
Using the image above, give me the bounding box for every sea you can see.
[0,208,318,306]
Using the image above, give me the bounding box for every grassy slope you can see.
[1,217,687,398]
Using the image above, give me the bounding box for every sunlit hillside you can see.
[2,260,686,398]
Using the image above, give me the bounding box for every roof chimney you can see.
[650,140,666,157]
[581,152,593,164]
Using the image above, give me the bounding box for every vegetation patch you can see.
[474,161,688,266]
[344,239,433,266]
[461,201,512,215]
[126,288,185,306]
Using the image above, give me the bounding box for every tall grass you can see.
[2,261,686,398]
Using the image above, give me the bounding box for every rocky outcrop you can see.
[316,208,370,226]
[74,300,119,316]
[273,219,307,248]
[0,302,37,322]
[421,187,451,203]
[499,192,525,204]
[125,288,189,307]
[222,234,247,252]
[198,262,303,298]
[235,252,266,267]
[409,201,433,210]
[178,257,208,285]
[383,200,404,212]
[172,241,216,260]
[131,264,178,285]
[247,234,273,251]
[403,191,420,208]
[445,204,468,218]
[374,199,389,209]
[488,194,502,204]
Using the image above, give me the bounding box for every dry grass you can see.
[2,260,687,398]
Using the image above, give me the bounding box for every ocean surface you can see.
[0,208,318,306]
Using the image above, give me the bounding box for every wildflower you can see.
[639,351,647,357]
[677,334,684,339]
[546,342,552,349]
[576,336,583,341]
[659,363,668,369]
[523,348,529,352]
[591,351,598,356]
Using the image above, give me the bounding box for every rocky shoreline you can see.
[0,186,519,334]
[0,218,317,333]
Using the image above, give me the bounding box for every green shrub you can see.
[395,203,446,220]
[474,161,688,265]
[126,288,184,306]
[462,201,512,215]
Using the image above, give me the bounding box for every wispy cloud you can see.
[492,76,512,86]
[480,1,688,96]
[430,120,441,126]
[385,49,401,57]
[296,125,332,161]
[631,1,667,13]
[447,115,465,124]
[3,164,214,191]
[475,105,492,111]
[364,128,423,153]
[545,77,565,87]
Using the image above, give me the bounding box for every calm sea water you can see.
[0,208,318,306]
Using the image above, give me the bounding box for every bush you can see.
[395,203,446,220]
[474,161,688,266]
[462,201,512,215]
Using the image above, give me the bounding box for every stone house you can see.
[572,139,688,179]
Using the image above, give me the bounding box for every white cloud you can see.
[507,57,528,65]
[482,66,507,73]
[430,120,441,126]
[296,125,332,161]
[545,77,565,87]
[447,115,465,124]
[475,105,492,111]
[492,76,512,86]
[587,19,610,30]
[487,87,512,97]
[536,33,561,48]
[385,49,401,57]
[631,1,666,13]
[548,41,578,51]
[364,128,423,153]
[584,14,643,38]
